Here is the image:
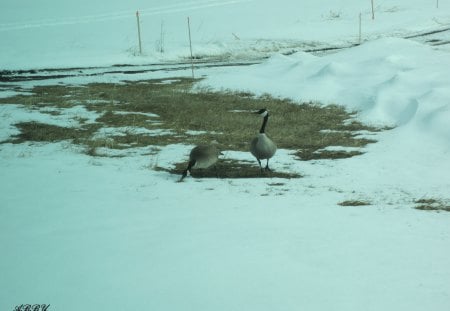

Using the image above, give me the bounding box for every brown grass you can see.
[155,158,301,179]
[0,77,383,178]
[338,200,371,206]
[414,198,450,212]
[10,121,101,144]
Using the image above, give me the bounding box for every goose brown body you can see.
[250,133,277,160]
[180,145,221,181]
[189,145,220,169]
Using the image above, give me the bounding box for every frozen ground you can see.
[1,1,450,311]
[1,0,450,69]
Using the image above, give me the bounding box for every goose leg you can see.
[256,158,263,172]
[214,164,219,178]
[179,170,188,182]
[265,159,271,171]
[179,159,196,182]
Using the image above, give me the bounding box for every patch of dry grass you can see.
[415,198,450,212]
[338,200,371,206]
[1,77,383,179]
[7,121,101,144]
[155,158,301,179]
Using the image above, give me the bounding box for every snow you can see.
[1,142,450,310]
[1,1,450,311]
[2,0,450,69]
[201,37,450,130]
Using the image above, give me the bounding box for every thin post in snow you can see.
[436,0,439,9]
[160,20,165,53]
[187,17,195,78]
[359,13,362,44]
[371,0,375,20]
[136,11,142,55]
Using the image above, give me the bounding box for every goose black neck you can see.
[259,115,269,133]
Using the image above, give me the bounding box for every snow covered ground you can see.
[2,0,450,69]
[1,1,450,311]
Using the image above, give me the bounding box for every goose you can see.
[179,144,222,181]
[250,108,277,171]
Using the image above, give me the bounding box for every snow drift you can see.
[201,38,450,144]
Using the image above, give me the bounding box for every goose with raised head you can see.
[250,108,277,171]
[179,144,221,182]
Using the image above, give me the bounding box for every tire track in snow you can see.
[0,0,253,32]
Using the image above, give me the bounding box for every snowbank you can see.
[201,38,450,144]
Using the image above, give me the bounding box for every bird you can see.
[250,108,277,171]
[179,144,222,182]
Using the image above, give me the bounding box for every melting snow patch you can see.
[93,127,173,138]
[115,111,160,118]
[185,130,222,135]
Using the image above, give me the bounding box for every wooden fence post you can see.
[136,11,142,55]
[187,17,194,78]
[371,0,375,20]
[160,21,165,53]
[359,12,362,44]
